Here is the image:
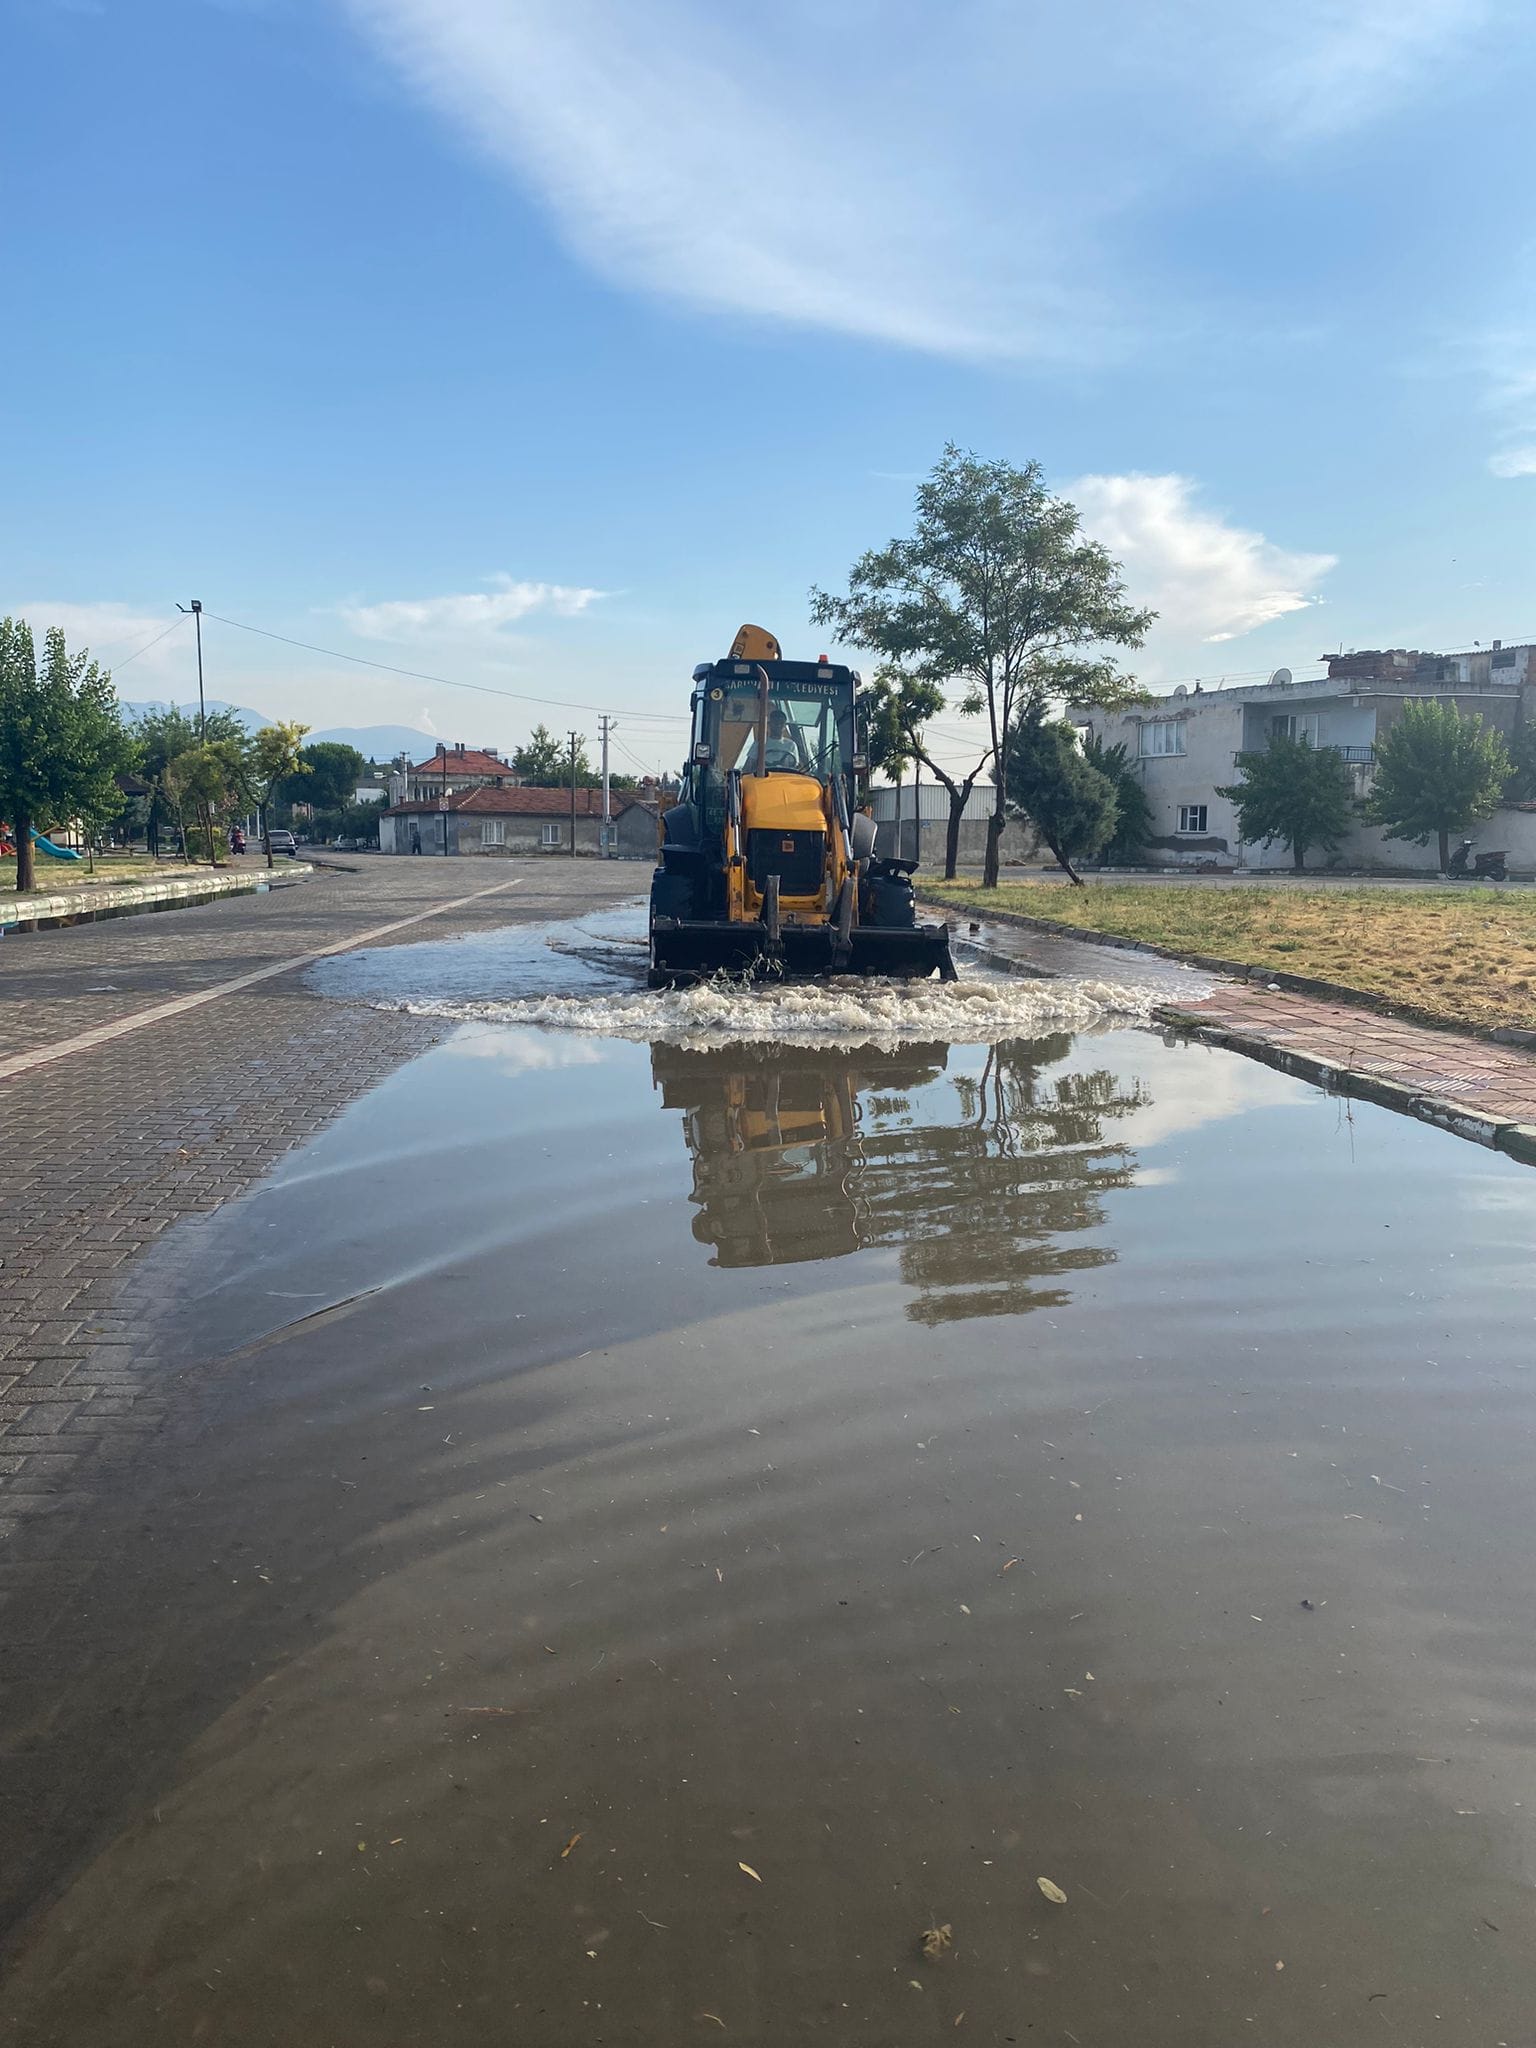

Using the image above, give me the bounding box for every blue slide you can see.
[31,829,83,862]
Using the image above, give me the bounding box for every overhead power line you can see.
[100,615,188,671]
[200,609,690,726]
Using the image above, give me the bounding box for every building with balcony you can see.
[1072,646,1534,870]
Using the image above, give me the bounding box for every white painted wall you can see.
[1338,807,1536,874]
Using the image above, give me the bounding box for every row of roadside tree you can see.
[0,616,312,892]
[811,446,1536,881]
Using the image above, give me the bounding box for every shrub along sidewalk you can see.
[923,879,1536,1037]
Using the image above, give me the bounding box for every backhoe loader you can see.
[648,625,956,986]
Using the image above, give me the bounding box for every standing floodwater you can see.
[3,924,1535,2046]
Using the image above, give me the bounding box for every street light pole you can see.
[176,600,206,736]
[568,732,579,858]
[438,740,449,855]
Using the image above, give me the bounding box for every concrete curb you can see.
[1157,1006,1536,1163]
[1,864,315,934]
[920,892,1536,1049]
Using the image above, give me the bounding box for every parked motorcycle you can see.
[1446,840,1507,882]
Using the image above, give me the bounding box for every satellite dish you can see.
[1269,668,1293,688]
[1172,683,1188,697]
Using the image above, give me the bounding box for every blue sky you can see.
[5,0,1535,777]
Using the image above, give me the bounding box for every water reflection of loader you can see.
[651,1042,951,1267]
[651,1038,1147,1321]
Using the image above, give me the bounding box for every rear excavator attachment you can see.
[648,626,956,987]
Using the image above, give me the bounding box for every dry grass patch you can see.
[926,880,1536,1034]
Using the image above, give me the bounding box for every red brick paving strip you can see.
[1166,982,1536,1161]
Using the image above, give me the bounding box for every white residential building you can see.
[1072,646,1534,871]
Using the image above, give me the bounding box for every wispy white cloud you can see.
[1067,473,1336,644]
[0,601,194,692]
[1489,444,1536,477]
[341,0,1488,360]
[339,575,605,638]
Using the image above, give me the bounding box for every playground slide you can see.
[31,830,83,862]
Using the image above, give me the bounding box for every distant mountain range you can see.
[309,724,444,763]
[123,701,439,765]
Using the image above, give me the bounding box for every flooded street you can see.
[5,908,1536,2045]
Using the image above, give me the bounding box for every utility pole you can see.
[913,752,922,868]
[568,731,579,857]
[438,740,449,855]
[598,714,614,858]
[176,600,206,736]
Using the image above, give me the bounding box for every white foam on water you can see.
[391,972,1163,1052]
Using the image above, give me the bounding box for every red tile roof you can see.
[409,748,511,778]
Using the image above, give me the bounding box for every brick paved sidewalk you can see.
[0,860,644,1560]
[1165,982,1536,1161]
[947,910,1536,1164]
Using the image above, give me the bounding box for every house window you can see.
[1177,804,1208,834]
[1141,719,1184,758]
[541,822,562,847]
[481,819,505,847]
[1271,713,1319,744]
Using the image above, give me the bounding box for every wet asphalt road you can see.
[3,880,1536,2045]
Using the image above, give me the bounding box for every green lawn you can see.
[925,879,1536,1034]
[0,853,164,897]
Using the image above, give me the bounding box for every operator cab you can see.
[690,662,854,781]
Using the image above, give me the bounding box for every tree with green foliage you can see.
[1080,733,1152,865]
[132,704,250,855]
[514,723,591,786]
[0,617,133,892]
[250,721,311,866]
[1367,699,1513,873]
[305,799,385,846]
[812,445,1153,887]
[1502,718,1536,803]
[1216,733,1354,872]
[287,739,363,814]
[1005,715,1119,884]
[163,739,250,864]
[855,671,989,879]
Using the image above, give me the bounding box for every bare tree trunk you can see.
[262,802,274,869]
[909,753,984,881]
[1292,840,1306,872]
[1044,829,1084,885]
[944,797,963,880]
[1438,826,1450,873]
[15,810,34,892]
[983,805,1004,889]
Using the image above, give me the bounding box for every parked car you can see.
[267,829,298,856]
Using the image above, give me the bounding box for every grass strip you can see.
[925,879,1536,1035]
